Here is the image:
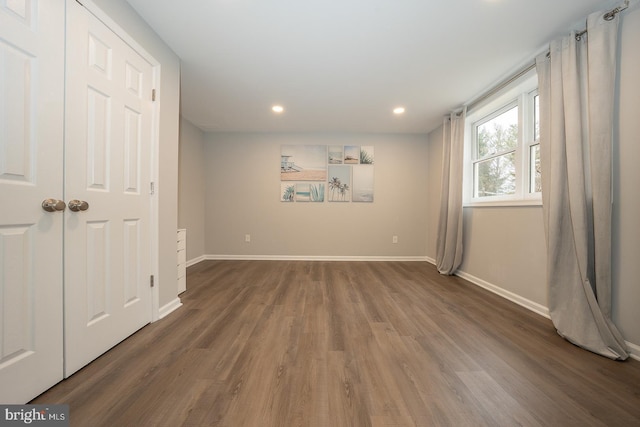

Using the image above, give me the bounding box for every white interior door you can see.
[0,0,65,403]
[64,1,154,376]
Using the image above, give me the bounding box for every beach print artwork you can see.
[352,165,374,202]
[327,165,351,202]
[281,183,295,202]
[328,145,343,164]
[296,183,325,202]
[344,146,360,164]
[360,146,374,164]
[281,145,373,203]
[281,145,327,181]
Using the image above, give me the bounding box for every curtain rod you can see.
[463,61,536,114]
[458,0,630,116]
[576,0,629,40]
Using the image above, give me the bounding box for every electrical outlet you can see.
[392,235,398,244]
[245,234,251,243]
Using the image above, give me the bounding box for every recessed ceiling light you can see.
[272,105,284,113]
[393,107,405,114]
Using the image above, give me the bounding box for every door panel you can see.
[86,87,111,190]
[64,1,153,376]
[0,0,64,403]
[0,41,33,181]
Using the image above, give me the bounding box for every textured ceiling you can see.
[125,0,618,134]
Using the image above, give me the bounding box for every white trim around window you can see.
[463,69,541,207]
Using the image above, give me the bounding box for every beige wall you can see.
[426,6,640,349]
[92,0,181,309]
[459,207,547,305]
[612,5,640,347]
[426,130,547,306]
[204,133,429,258]
[178,118,206,262]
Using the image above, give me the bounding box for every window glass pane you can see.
[474,153,516,197]
[476,106,518,158]
[534,94,540,141]
[530,144,541,193]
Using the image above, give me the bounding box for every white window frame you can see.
[463,70,541,207]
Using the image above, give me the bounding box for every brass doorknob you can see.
[42,199,66,212]
[68,200,89,212]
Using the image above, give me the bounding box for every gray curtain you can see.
[536,11,628,359]
[436,109,465,275]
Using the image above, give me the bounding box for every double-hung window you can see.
[464,70,540,206]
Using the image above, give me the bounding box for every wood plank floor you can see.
[33,260,640,426]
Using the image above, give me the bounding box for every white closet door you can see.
[0,0,65,403]
[64,1,153,376]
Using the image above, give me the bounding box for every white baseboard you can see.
[425,256,550,317]
[626,340,640,362]
[424,259,640,359]
[204,254,429,262]
[158,297,182,319]
[186,255,206,267]
[424,258,550,317]
[454,270,550,319]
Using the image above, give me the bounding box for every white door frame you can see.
[76,0,161,321]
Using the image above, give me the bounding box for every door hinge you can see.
[150,182,155,195]
[152,89,156,101]
[150,275,155,288]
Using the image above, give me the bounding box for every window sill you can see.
[464,199,542,208]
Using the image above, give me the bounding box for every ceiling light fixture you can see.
[393,107,405,114]
[272,105,284,113]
